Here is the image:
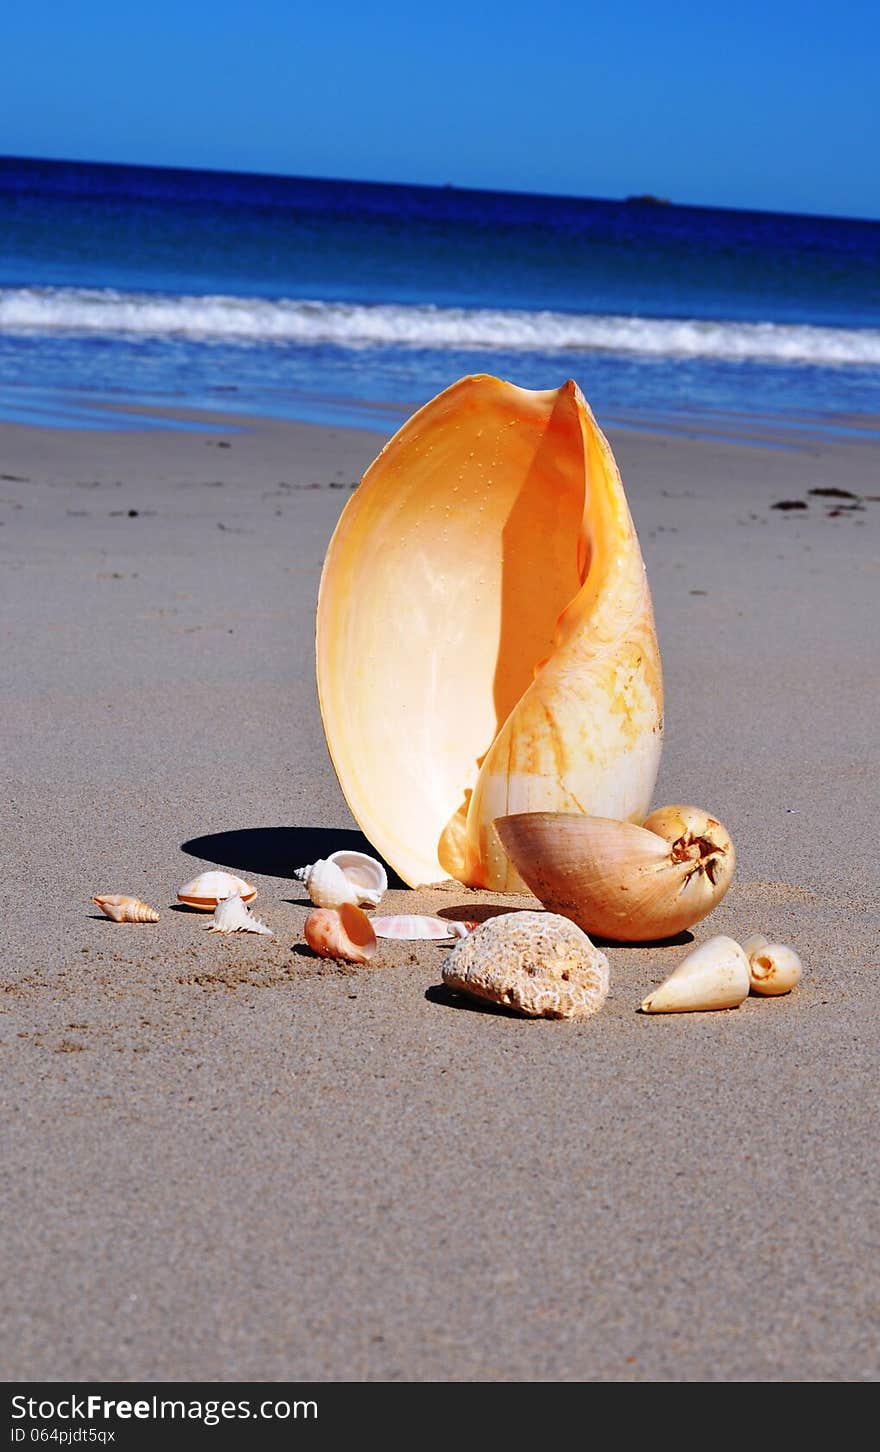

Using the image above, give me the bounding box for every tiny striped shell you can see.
[370,915,476,940]
[93,894,160,923]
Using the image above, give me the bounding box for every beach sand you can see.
[1,408,877,1382]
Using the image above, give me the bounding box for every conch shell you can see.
[495,805,734,942]
[207,893,273,936]
[293,850,387,908]
[304,903,378,963]
[742,935,803,996]
[178,871,257,911]
[441,910,609,1020]
[316,375,662,890]
[640,935,750,1013]
[93,894,159,923]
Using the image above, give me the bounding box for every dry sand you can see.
[1,406,878,1381]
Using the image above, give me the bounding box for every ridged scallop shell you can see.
[206,893,273,936]
[304,903,377,963]
[370,914,474,940]
[316,375,662,890]
[441,910,610,1020]
[178,871,257,911]
[93,894,159,923]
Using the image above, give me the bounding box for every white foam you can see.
[2,286,879,366]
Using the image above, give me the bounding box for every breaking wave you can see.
[3,286,880,366]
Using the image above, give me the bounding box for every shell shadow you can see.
[434,904,694,949]
[424,983,532,1019]
[596,928,695,949]
[180,827,406,887]
[435,903,531,925]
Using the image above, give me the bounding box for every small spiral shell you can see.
[93,894,160,923]
[294,850,387,908]
[295,859,361,909]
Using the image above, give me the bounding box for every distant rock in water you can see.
[625,193,672,205]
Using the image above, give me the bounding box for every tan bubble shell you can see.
[441,910,610,1020]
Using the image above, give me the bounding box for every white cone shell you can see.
[641,934,750,1013]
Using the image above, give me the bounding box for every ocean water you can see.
[2,155,879,438]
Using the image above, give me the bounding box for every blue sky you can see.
[2,0,878,218]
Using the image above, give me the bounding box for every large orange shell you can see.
[316,375,662,889]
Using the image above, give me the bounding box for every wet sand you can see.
[1,408,878,1381]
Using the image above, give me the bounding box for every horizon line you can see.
[1,150,877,228]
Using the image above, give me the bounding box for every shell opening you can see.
[669,832,727,885]
[339,901,377,952]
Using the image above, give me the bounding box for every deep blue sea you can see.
[2,156,880,438]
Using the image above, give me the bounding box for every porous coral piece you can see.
[441,910,609,1020]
